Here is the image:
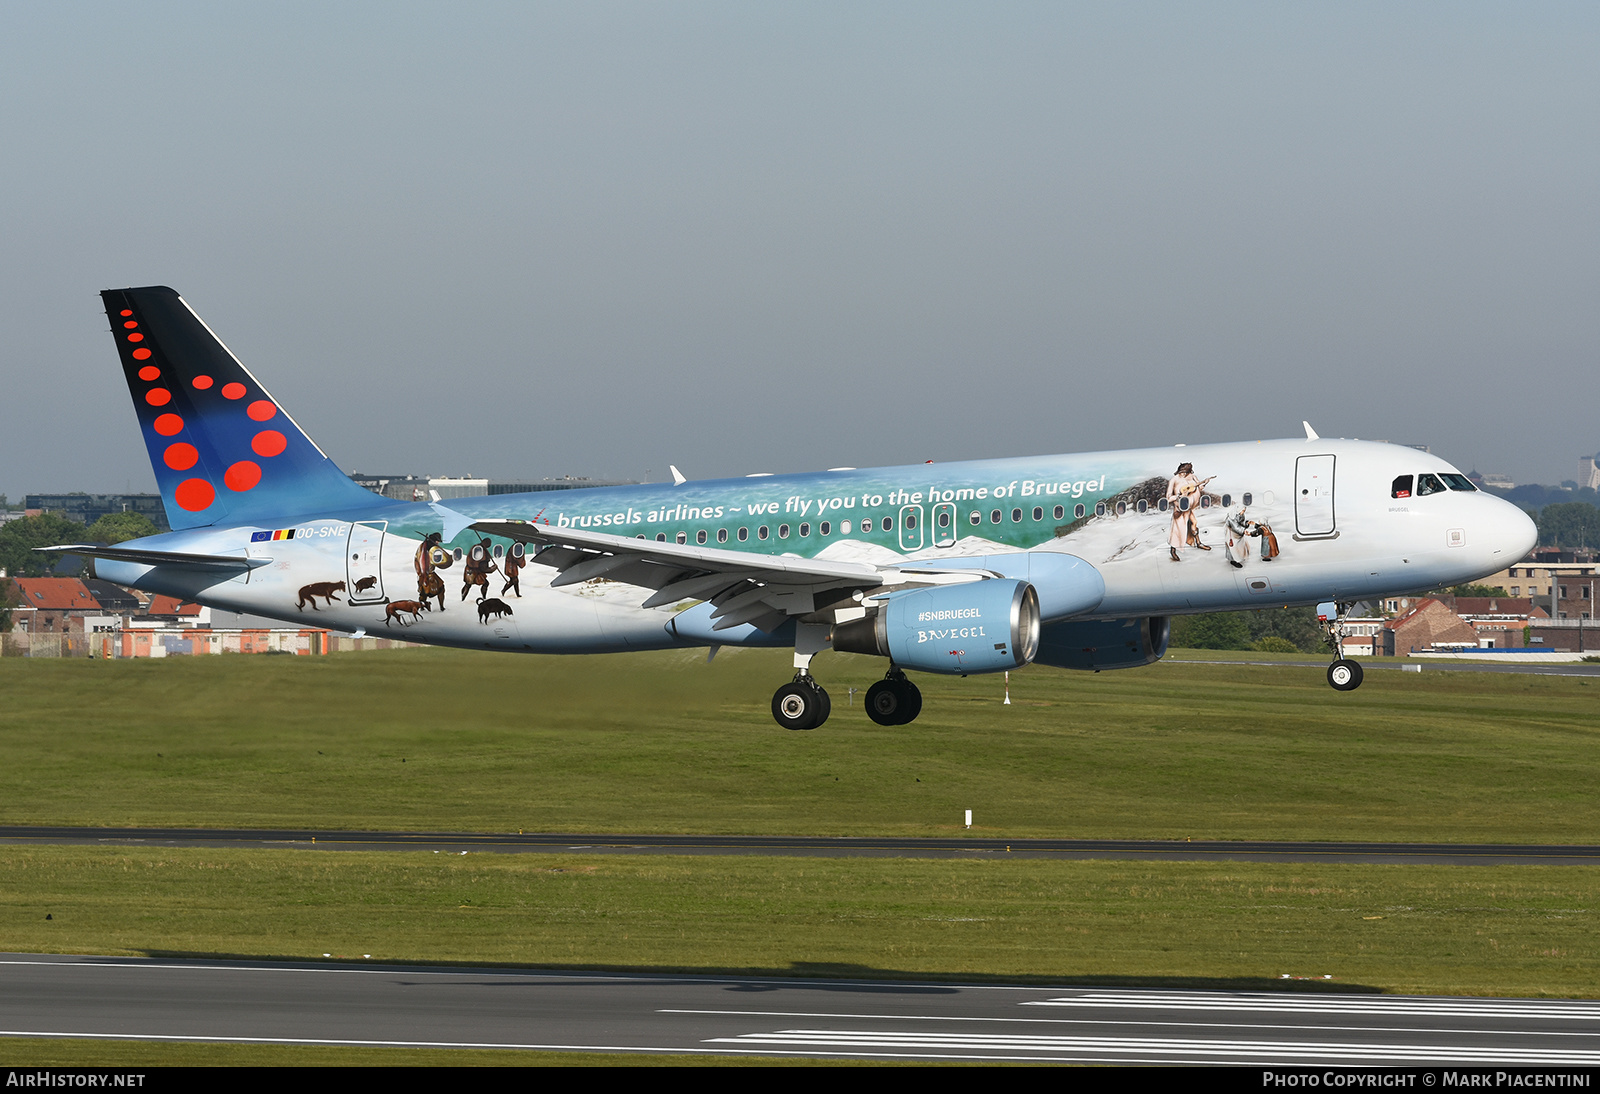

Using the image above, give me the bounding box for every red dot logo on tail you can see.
[252,430,287,457]
[138,366,160,381]
[174,479,215,512]
[225,461,262,492]
[193,375,213,389]
[145,388,171,406]
[247,400,277,422]
[132,348,152,360]
[153,413,184,436]
[164,443,199,471]
[221,382,246,400]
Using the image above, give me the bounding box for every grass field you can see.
[2,847,1595,998]
[2,648,1597,1064]
[1,647,1597,841]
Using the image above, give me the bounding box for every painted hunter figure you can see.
[501,541,525,598]
[1166,462,1214,562]
[461,536,499,602]
[414,531,449,610]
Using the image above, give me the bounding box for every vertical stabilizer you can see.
[102,286,377,530]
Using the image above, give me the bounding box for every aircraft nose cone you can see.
[1487,497,1538,564]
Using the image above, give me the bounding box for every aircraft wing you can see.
[469,520,901,633]
[36,544,272,572]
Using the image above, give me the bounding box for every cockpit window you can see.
[1416,473,1445,496]
[1441,473,1477,492]
[1391,475,1413,499]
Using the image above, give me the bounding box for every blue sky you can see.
[3,2,1596,500]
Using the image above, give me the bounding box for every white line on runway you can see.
[707,1029,1600,1063]
[1027,992,1600,1019]
[662,1008,1600,1039]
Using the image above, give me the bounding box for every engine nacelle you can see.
[1032,616,1170,672]
[834,578,1040,675]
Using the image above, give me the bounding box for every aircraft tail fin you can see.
[101,287,378,530]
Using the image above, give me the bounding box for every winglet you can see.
[669,465,687,485]
[1302,421,1320,440]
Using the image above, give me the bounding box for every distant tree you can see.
[1538,502,1600,550]
[1252,636,1299,653]
[0,579,15,631]
[1170,613,1252,650]
[85,512,159,545]
[0,513,87,578]
[1241,606,1325,653]
[1488,484,1598,513]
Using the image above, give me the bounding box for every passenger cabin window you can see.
[1054,505,1065,520]
[1416,473,1445,496]
[860,518,872,533]
[758,526,769,540]
[882,516,893,532]
[969,511,981,526]
[1074,504,1085,519]
[737,527,748,541]
[696,530,707,544]
[717,528,728,543]
[1392,475,1413,499]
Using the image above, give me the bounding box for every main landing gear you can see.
[1318,600,1365,692]
[865,667,922,726]
[772,673,831,731]
[768,622,924,729]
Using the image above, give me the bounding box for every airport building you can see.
[23,493,170,532]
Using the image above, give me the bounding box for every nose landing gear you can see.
[1318,600,1365,691]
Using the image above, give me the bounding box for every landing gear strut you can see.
[1318,600,1364,692]
[865,667,922,726]
[772,623,832,730]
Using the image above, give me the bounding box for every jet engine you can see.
[834,578,1040,675]
[1032,616,1170,672]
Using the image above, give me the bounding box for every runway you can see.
[3,953,1598,1064]
[3,826,1599,864]
[1172,657,1600,678]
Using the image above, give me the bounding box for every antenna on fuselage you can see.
[1303,421,1320,440]
[669,465,687,485]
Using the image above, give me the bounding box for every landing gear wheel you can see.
[865,677,923,726]
[772,681,825,730]
[1327,659,1364,691]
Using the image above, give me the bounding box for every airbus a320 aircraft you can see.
[52,287,1536,729]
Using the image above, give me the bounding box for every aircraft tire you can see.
[1327,659,1364,691]
[865,680,904,726]
[898,679,923,724]
[772,682,821,730]
[812,684,831,728]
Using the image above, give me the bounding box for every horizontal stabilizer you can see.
[36,544,271,572]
